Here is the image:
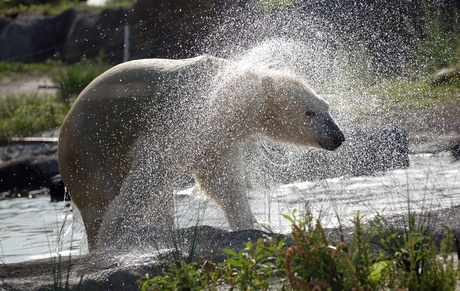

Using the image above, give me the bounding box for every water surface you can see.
[1,152,458,263]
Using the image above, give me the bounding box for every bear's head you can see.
[261,74,345,151]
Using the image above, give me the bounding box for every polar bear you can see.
[58,55,344,250]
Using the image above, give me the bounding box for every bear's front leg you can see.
[194,158,258,231]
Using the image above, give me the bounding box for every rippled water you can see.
[1,152,458,264]
[0,196,78,264]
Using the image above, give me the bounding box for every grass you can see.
[51,57,111,100]
[138,206,460,290]
[0,0,135,16]
[0,93,71,145]
[359,76,460,112]
[0,57,110,145]
[0,59,63,77]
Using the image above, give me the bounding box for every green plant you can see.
[140,259,220,291]
[371,214,459,290]
[222,236,285,290]
[0,93,71,145]
[256,0,301,12]
[51,254,72,291]
[52,57,111,101]
[283,208,371,290]
[409,0,460,73]
[139,206,460,290]
[0,59,62,77]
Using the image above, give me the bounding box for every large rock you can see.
[125,0,237,59]
[0,1,237,63]
[245,127,410,186]
[0,12,62,62]
[0,128,61,198]
[59,7,127,63]
[0,153,58,196]
[0,7,126,63]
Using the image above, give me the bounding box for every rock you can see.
[245,127,410,186]
[431,67,460,86]
[49,174,68,202]
[126,0,236,59]
[59,7,126,63]
[0,12,61,62]
[0,1,237,63]
[0,128,60,198]
[412,134,460,160]
[451,143,460,160]
[0,153,59,196]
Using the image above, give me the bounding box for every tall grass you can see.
[0,93,70,145]
[52,57,111,101]
[409,0,460,73]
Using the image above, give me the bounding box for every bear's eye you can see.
[305,111,317,117]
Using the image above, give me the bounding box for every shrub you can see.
[409,0,460,72]
[139,207,460,290]
[0,93,70,145]
[52,58,110,101]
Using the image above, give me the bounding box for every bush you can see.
[139,207,460,290]
[52,58,110,101]
[0,93,71,145]
[410,0,460,72]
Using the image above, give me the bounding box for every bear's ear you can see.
[261,76,275,98]
[260,75,281,126]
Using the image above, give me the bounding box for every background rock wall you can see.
[0,0,459,68]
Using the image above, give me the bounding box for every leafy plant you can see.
[222,236,285,290]
[139,259,219,291]
[52,57,110,101]
[371,214,459,290]
[0,93,71,145]
[139,207,460,290]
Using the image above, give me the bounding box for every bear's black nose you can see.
[320,130,345,151]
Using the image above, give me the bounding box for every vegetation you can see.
[52,57,111,100]
[359,76,460,112]
[0,93,70,145]
[138,207,460,290]
[0,0,134,15]
[0,57,110,145]
[257,0,301,12]
[409,0,460,73]
[0,59,62,77]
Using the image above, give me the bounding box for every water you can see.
[1,152,458,263]
[0,195,79,264]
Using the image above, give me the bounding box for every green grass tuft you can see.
[0,93,71,145]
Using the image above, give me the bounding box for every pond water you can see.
[0,195,80,264]
[0,152,458,264]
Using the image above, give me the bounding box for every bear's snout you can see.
[316,113,345,151]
